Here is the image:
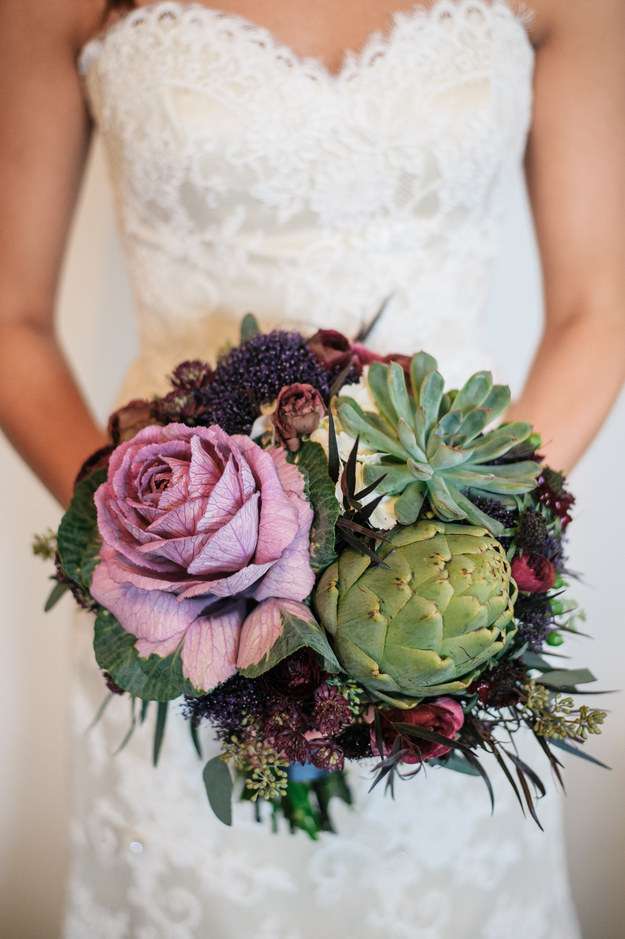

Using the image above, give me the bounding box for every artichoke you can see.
[336,354,540,535]
[314,521,517,702]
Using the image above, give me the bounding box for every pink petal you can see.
[136,532,210,569]
[232,436,299,564]
[253,501,314,602]
[188,431,224,497]
[146,496,207,538]
[91,550,208,645]
[188,494,260,575]
[237,599,316,668]
[135,633,185,659]
[270,446,307,498]
[181,602,245,691]
[196,454,244,534]
[177,560,274,600]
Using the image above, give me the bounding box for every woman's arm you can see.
[0,0,109,507]
[506,0,625,472]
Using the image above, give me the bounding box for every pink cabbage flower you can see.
[91,423,315,692]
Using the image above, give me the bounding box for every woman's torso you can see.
[79,0,535,397]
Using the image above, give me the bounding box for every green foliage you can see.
[296,441,340,571]
[57,468,107,591]
[93,609,197,702]
[240,313,261,344]
[203,756,234,826]
[239,610,342,679]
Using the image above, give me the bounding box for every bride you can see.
[1,0,624,936]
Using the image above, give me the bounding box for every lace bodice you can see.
[79,0,535,396]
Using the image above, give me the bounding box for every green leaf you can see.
[468,422,532,462]
[337,399,409,461]
[93,609,191,702]
[450,371,493,412]
[203,756,233,826]
[367,362,397,426]
[296,441,340,571]
[362,462,416,496]
[57,467,107,591]
[152,701,169,767]
[419,370,445,433]
[44,580,69,612]
[538,668,597,690]
[387,362,414,429]
[239,610,342,678]
[433,752,482,777]
[410,352,438,401]
[395,481,426,525]
[240,313,260,343]
[549,739,610,770]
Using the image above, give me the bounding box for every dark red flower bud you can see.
[307,329,355,371]
[108,399,154,444]
[371,697,464,765]
[511,554,556,593]
[272,383,326,452]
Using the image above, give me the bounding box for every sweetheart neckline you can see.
[79,0,534,84]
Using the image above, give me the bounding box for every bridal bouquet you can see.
[36,315,607,838]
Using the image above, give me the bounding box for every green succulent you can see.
[314,520,517,704]
[336,353,540,535]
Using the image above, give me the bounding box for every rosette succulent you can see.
[336,353,540,535]
[91,423,315,692]
[314,521,517,701]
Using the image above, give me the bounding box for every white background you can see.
[1,143,623,938]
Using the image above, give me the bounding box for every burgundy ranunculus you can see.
[272,383,326,452]
[371,697,465,764]
[108,399,154,445]
[511,553,556,593]
[91,423,315,692]
[307,329,356,372]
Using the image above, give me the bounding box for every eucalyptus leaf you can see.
[538,668,597,690]
[240,313,260,343]
[203,756,233,826]
[44,580,69,612]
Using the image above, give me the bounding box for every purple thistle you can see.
[203,331,333,435]
[313,683,353,737]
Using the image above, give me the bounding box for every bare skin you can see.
[1,0,624,507]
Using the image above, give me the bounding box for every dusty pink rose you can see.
[272,383,326,452]
[91,423,315,692]
[370,697,465,764]
[511,554,556,593]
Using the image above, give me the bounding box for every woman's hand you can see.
[508,0,625,473]
[0,1,109,507]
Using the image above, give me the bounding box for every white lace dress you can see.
[65,3,582,936]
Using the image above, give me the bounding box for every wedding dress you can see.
[65,2,582,936]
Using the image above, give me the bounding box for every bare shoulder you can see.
[521,0,625,47]
[0,0,109,53]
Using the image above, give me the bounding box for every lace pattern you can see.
[63,4,580,937]
[79,0,534,395]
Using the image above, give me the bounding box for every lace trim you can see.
[79,0,535,81]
